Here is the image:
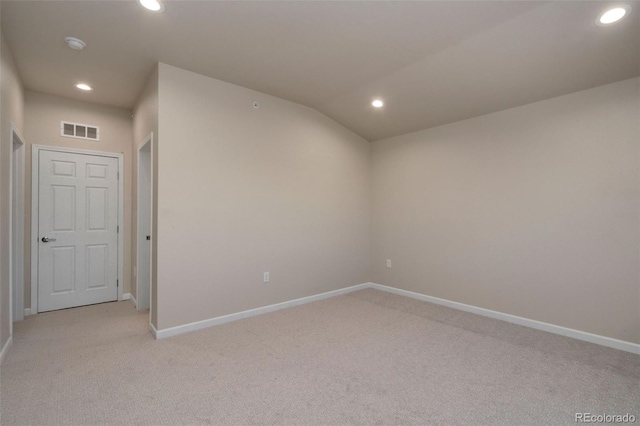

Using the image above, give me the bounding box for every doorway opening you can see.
[136,133,153,314]
[10,125,25,324]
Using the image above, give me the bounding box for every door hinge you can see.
[117,225,119,233]
[117,172,120,180]
[117,279,119,288]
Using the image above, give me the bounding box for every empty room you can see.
[0,1,639,424]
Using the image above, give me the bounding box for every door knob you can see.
[41,237,57,243]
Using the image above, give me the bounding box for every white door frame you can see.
[136,132,154,317]
[30,145,124,315]
[10,124,25,325]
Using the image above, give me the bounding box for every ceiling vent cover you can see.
[61,121,100,141]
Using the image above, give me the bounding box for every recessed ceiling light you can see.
[139,0,165,12]
[597,5,631,26]
[65,37,86,51]
[75,83,93,91]
[372,99,384,108]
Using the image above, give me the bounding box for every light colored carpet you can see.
[1,288,639,425]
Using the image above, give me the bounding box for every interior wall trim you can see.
[129,293,138,309]
[0,336,13,365]
[370,283,640,355]
[150,281,640,355]
[153,283,372,339]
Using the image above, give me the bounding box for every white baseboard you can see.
[149,281,640,355]
[369,283,640,355]
[0,336,13,365]
[129,293,138,308]
[24,308,31,317]
[121,293,131,301]
[153,283,371,340]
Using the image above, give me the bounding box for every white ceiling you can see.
[2,1,638,141]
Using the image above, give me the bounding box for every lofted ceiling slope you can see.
[2,1,638,141]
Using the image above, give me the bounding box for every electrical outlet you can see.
[264,272,270,283]
[386,259,392,268]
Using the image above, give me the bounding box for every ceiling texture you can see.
[2,1,639,141]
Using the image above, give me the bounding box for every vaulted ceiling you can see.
[2,1,638,141]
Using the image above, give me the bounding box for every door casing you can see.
[30,145,124,315]
[10,124,25,324]
[136,133,153,313]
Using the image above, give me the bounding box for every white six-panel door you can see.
[37,150,119,312]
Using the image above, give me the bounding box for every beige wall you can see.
[0,33,25,352]
[23,91,134,309]
[3,55,636,349]
[371,77,640,344]
[132,66,158,327]
[156,63,371,330]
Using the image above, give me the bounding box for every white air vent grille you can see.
[61,121,100,141]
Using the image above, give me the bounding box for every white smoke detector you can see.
[65,37,86,51]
